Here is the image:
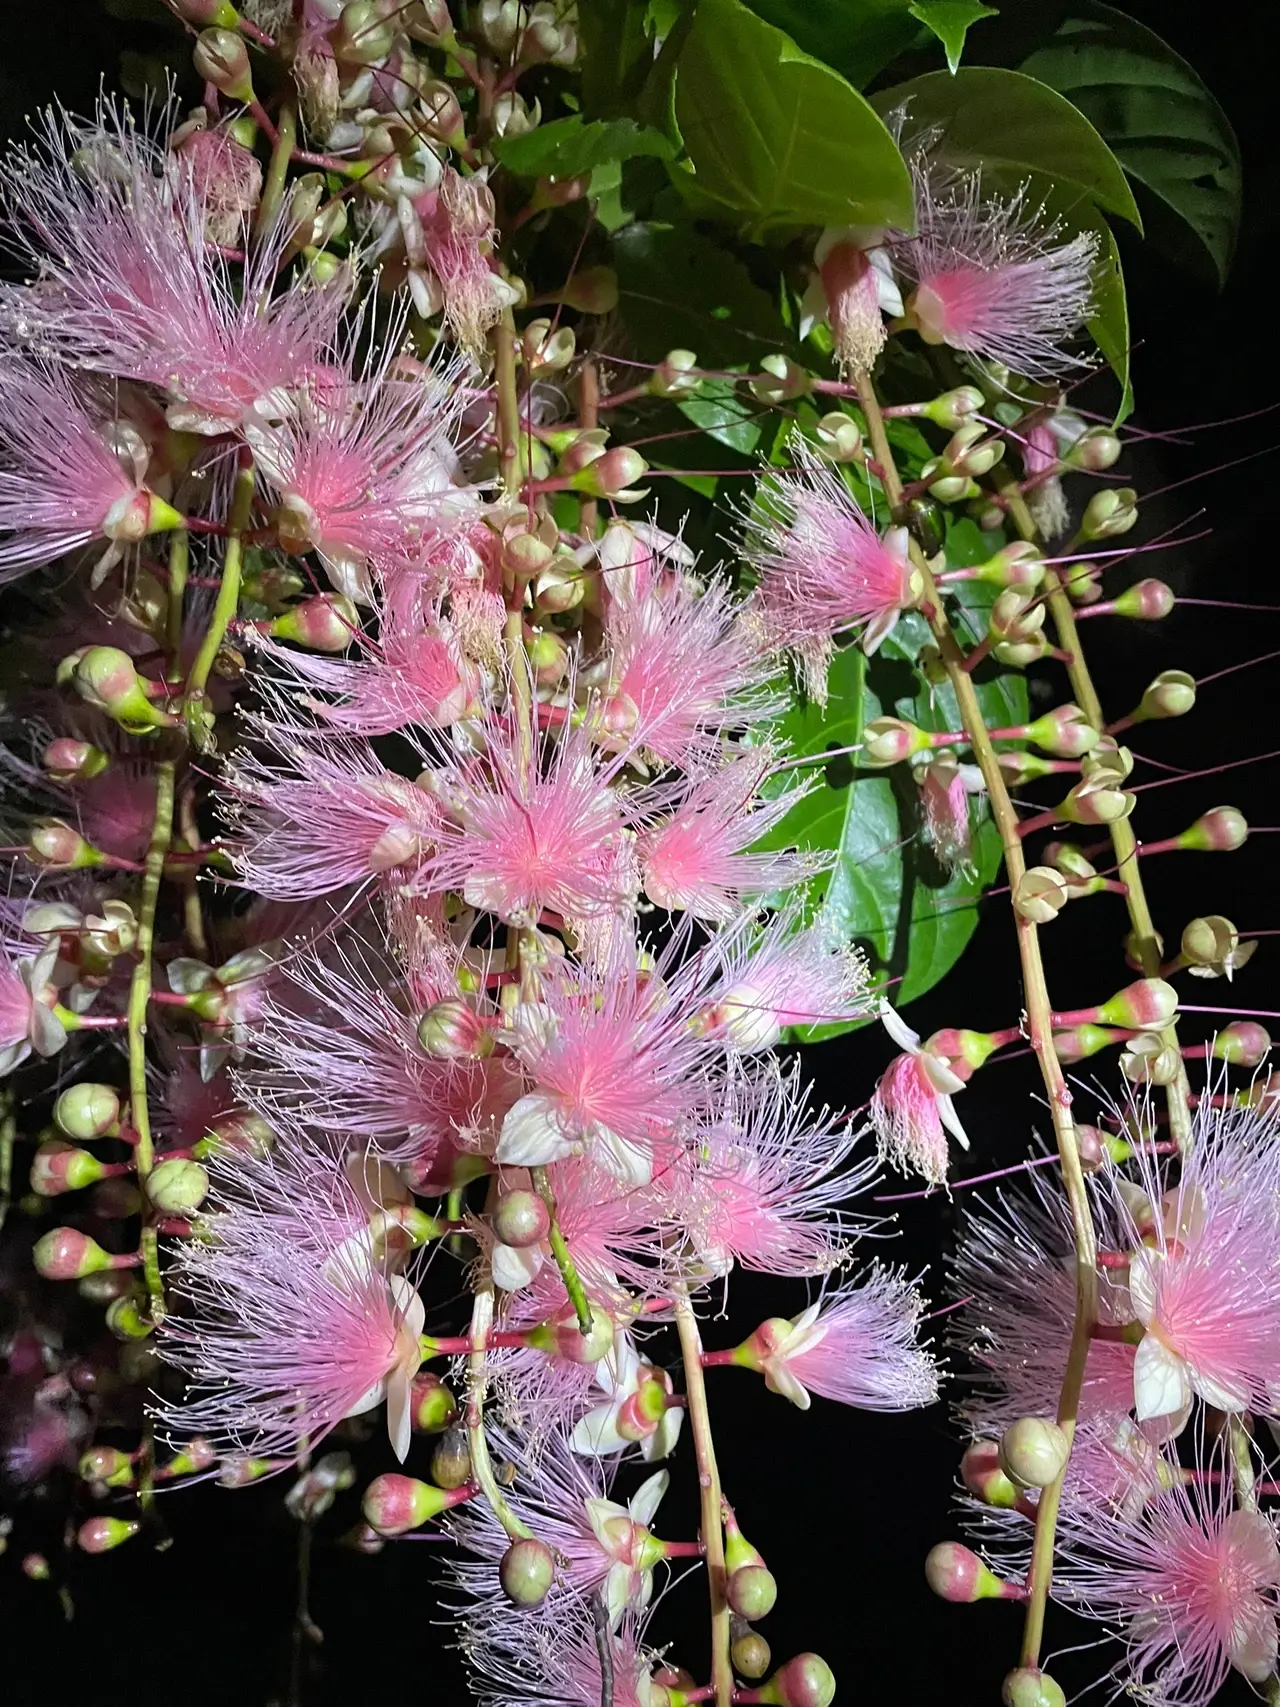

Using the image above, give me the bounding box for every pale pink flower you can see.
[700,913,869,1052]
[913,751,979,875]
[155,1138,425,1461]
[799,228,903,377]
[467,1608,657,1707]
[638,754,827,923]
[741,441,917,698]
[869,1005,969,1184]
[1020,416,1070,539]
[738,1267,939,1412]
[1052,1449,1280,1706]
[569,1330,684,1462]
[399,168,517,355]
[0,937,67,1077]
[223,730,440,899]
[0,361,182,582]
[169,111,262,246]
[895,168,1098,380]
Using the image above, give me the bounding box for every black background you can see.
[2,2,1278,1702]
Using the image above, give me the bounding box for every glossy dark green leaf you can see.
[741,0,922,89]
[578,0,654,116]
[673,0,915,231]
[1020,2,1241,285]
[874,66,1140,228]
[676,379,769,457]
[908,0,999,74]
[493,115,675,178]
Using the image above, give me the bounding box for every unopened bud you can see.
[1063,561,1102,604]
[1079,486,1138,540]
[527,628,568,686]
[1066,427,1122,471]
[42,738,110,781]
[69,647,174,734]
[34,1228,127,1281]
[419,79,465,145]
[862,716,930,766]
[499,1537,555,1606]
[921,385,984,429]
[1113,578,1174,620]
[650,349,700,398]
[28,819,101,870]
[77,1516,139,1554]
[30,1140,107,1196]
[973,542,1044,589]
[924,1541,1017,1603]
[79,1445,135,1489]
[1178,806,1249,853]
[740,1653,835,1707]
[106,1293,154,1340]
[524,1305,614,1364]
[749,354,812,405]
[556,266,618,315]
[990,588,1045,644]
[732,1631,772,1680]
[533,560,585,613]
[431,1428,472,1490]
[999,1418,1069,1489]
[1052,1024,1128,1064]
[1024,704,1098,758]
[1015,867,1068,923]
[502,526,557,581]
[994,633,1051,668]
[1003,1669,1066,1707]
[332,0,397,64]
[1057,776,1134,825]
[728,1564,778,1621]
[363,1474,463,1536]
[814,412,863,463]
[1135,669,1196,722]
[269,594,359,653]
[942,421,1004,477]
[146,1158,209,1214]
[493,1190,550,1249]
[960,1440,1020,1509]
[417,1000,493,1061]
[193,28,254,101]
[572,447,648,501]
[411,1371,459,1433]
[921,462,978,503]
[1211,1022,1271,1067]
[1099,978,1179,1029]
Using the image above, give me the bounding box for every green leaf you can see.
[741,0,922,90]
[579,0,655,116]
[612,222,797,367]
[673,0,915,231]
[909,1,999,74]
[873,65,1140,228]
[492,116,675,178]
[1019,2,1241,286]
[676,379,768,457]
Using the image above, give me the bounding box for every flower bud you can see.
[522,318,575,374]
[1024,704,1098,758]
[740,1653,835,1707]
[106,1293,154,1341]
[269,594,359,653]
[1120,1033,1182,1086]
[1063,560,1102,604]
[556,267,618,316]
[921,462,978,503]
[418,1000,493,1061]
[921,385,984,429]
[332,0,397,64]
[77,1516,139,1554]
[1178,806,1248,852]
[533,560,586,613]
[1066,427,1122,471]
[403,0,454,43]
[34,1228,127,1281]
[411,1371,459,1433]
[193,28,255,101]
[1057,776,1134,825]
[431,1428,472,1489]
[998,1418,1069,1489]
[614,1366,675,1442]
[1051,1025,1128,1064]
[1098,978,1178,1029]
[79,1445,135,1489]
[993,633,1051,668]
[728,1564,778,1621]
[418,79,466,145]
[571,447,648,501]
[650,349,700,398]
[973,542,1044,589]
[1003,1669,1066,1707]
[749,354,812,405]
[862,716,931,766]
[42,738,110,781]
[524,1304,614,1364]
[814,411,864,463]
[362,1474,466,1536]
[924,1541,1017,1603]
[28,819,101,869]
[1014,868,1068,924]
[527,627,568,687]
[30,1140,107,1196]
[1113,578,1174,620]
[1181,915,1240,972]
[173,0,241,21]
[942,422,1004,477]
[960,1440,1020,1509]
[1211,1021,1271,1067]
[990,588,1045,644]
[493,1189,550,1249]
[924,1029,1000,1074]
[1079,487,1138,540]
[732,1631,772,1680]
[146,1158,209,1214]
[499,1537,555,1606]
[492,91,541,139]
[68,647,175,734]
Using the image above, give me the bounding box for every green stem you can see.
[465,1280,534,1541]
[166,529,190,663]
[185,457,255,750]
[0,1089,14,1236]
[255,98,298,241]
[673,1289,732,1707]
[858,372,1097,1670]
[530,1165,592,1335]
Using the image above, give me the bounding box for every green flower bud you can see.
[146,1158,210,1214]
[998,1418,1070,1489]
[193,27,255,100]
[499,1537,556,1606]
[30,1139,107,1196]
[1003,1668,1066,1707]
[106,1293,154,1341]
[1079,487,1138,541]
[77,1516,139,1554]
[362,1474,468,1535]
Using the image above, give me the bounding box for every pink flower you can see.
[1019,416,1070,540]
[638,755,827,923]
[155,1138,426,1461]
[169,111,262,246]
[869,1005,969,1184]
[699,911,870,1052]
[0,361,182,582]
[1052,1449,1280,1706]
[741,441,917,698]
[0,937,67,1077]
[894,169,1098,380]
[467,1608,658,1707]
[913,751,980,876]
[735,1267,939,1411]
[799,228,903,377]
[223,730,440,899]
[400,168,518,355]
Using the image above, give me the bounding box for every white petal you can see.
[628,1469,669,1527]
[167,956,215,995]
[936,1093,971,1152]
[1189,1366,1250,1414]
[604,1561,632,1630]
[495,1093,577,1167]
[590,1122,652,1188]
[343,1374,389,1421]
[919,1052,966,1096]
[596,1331,639,1397]
[879,1004,921,1053]
[570,1402,630,1457]
[585,1496,629,1551]
[1127,1250,1160,1330]
[385,1364,413,1463]
[763,1362,812,1410]
[490,1241,543,1292]
[389,1275,426,1339]
[1132,1334,1191,1424]
[642,1406,684,1461]
[860,606,899,657]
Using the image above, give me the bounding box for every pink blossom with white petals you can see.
[399,168,518,356]
[701,912,870,1052]
[870,1004,969,1184]
[0,937,67,1078]
[466,1608,658,1707]
[799,228,904,378]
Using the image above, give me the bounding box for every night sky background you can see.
[3,2,1279,1702]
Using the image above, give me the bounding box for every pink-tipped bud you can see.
[417,1000,493,1061]
[42,738,110,781]
[269,594,359,653]
[77,1516,139,1554]
[960,1440,1020,1509]
[410,1371,459,1433]
[649,349,701,398]
[79,1446,135,1489]
[362,1474,464,1536]
[524,1304,614,1364]
[1057,775,1134,825]
[1003,1668,1067,1707]
[998,1418,1069,1489]
[924,1028,1000,1075]
[332,0,397,64]
[974,542,1044,589]
[814,411,864,463]
[573,447,648,501]
[733,1631,773,1680]
[30,1140,108,1197]
[1051,1025,1128,1064]
[990,588,1046,644]
[193,27,255,100]
[1079,487,1138,540]
[1113,578,1174,620]
[1015,867,1068,923]
[146,1158,209,1214]
[728,1564,778,1621]
[499,1537,556,1607]
[921,385,984,429]
[33,1228,128,1281]
[493,1190,550,1249]
[925,1541,1018,1603]
[1024,704,1098,758]
[1178,806,1248,852]
[28,819,101,870]
[1098,978,1178,1029]
[1211,1022,1271,1067]
[173,0,241,22]
[740,1653,836,1707]
[68,647,174,733]
[555,266,618,315]
[862,716,931,766]
[1066,427,1122,471]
